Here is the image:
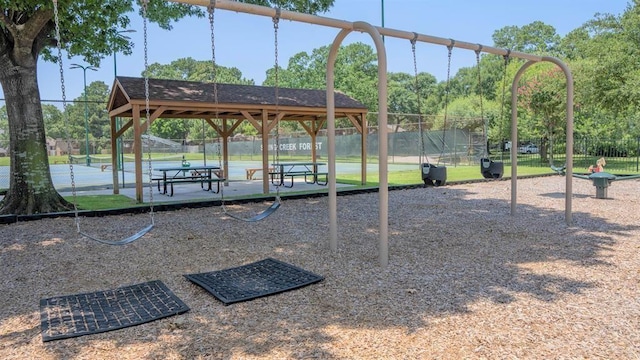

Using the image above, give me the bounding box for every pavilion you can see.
[106,76,369,202]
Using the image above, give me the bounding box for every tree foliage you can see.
[2,0,640,215]
[0,0,335,215]
[144,57,255,140]
[492,20,561,54]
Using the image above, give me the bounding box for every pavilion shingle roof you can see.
[115,76,368,110]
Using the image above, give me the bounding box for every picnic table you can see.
[269,162,328,188]
[153,164,224,196]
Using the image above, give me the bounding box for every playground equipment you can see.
[124,0,574,266]
[52,0,154,245]
[573,170,640,199]
[411,33,449,186]
[208,4,282,221]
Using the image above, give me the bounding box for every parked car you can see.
[518,144,539,154]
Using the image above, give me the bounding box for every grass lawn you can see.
[63,194,144,211]
[338,164,553,186]
[0,160,554,211]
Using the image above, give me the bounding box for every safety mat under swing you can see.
[40,280,189,342]
[184,258,324,305]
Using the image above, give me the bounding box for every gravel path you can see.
[1,176,639,359]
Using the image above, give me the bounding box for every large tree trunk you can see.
[0,61,73,215]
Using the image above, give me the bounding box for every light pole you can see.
[114,29,136,184]
[381,0,385,42]
[70,63,98,166]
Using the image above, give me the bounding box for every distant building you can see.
[47,138,80,156]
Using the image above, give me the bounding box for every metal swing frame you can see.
[52,0,154,245]
[173,0,576,265]
[207,1,281,222]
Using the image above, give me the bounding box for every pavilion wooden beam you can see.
[204,117,245,184]
[346,114,363,133]
[242,110,262,132]
[108,103,132,118]
[140,106,168,133]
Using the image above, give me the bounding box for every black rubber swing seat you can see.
[421,163,447,186]
[480,158,504,179]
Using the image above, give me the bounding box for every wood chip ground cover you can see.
[1,176,639,359]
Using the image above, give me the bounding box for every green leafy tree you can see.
[265,42,378,108]
[60,81,111,154]
[444,96,499,134]
[492,21,561,54]
[567,2,640,139]
[517,66,567,161]
[41,104,65,139]
[145,57,254,140]
[0,0,333,215]
[146,57,254,84]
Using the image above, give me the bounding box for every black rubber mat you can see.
[40,280,189,342]
[184,258,324,305]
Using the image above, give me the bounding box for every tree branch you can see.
[22,8,54,42]
[33,22,56,56]
[0,11,18,37]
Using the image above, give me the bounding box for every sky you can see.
[0,0,632,107]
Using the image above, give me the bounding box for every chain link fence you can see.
[2,113,640,188]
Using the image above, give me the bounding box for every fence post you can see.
[636,136,639,172]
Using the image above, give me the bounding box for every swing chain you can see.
[52,0,81,231]
[273,9,282,196]
[443,40,454,125]
[499,50,511,159]
[141,0,155,219]
[207,0,224,202]
[410,33,426,163]
[208,0,217,86]
[475,45,488,158]
[439,41,454,165]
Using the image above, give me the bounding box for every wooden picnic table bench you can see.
[153,165,222,197]
[166,177,225,196]
[269,162,328,188]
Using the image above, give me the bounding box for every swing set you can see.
[53,0,576,266]
[173,0,576,267]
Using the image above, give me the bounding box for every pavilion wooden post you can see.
[310,121,318,162]
[300,118,325,163]
[132,104,143,203]
[361,111,367,185]
[110,115,120,194]
[261,110,271,194]
[310,133,317,161]
[309,118,324,162]
[221,119,230,185]
[205,117,244,186]
[345,113,368,185]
